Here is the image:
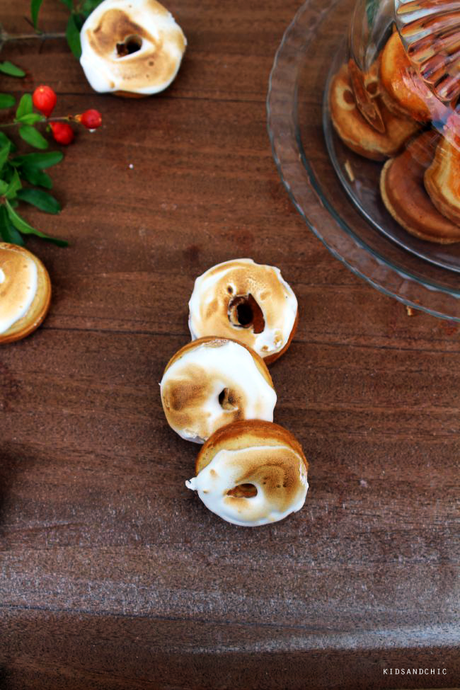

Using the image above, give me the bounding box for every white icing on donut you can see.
[160,339,276,443]
[0,247,38,334]
[188,259,298,360]
[186,445,309,526]
[80,0,186,95]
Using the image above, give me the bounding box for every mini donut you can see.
[380,132,460,244]
[425,119,460,228]
[80,0,186,96]
[379,31,447,123]
[330,63,419,161]
[0,243,51,344]
[160,337,277,443]
[186,420,309,527]
[188,259,298,364]
[348,59,385,133]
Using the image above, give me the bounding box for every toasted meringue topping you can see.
[80,0,186,95]
[0,246,38,334]
[160,339,276,443]
[186,445,309,526]
[188,259,298,360]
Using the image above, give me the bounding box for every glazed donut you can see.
[188,259,298,364]
[0,243,51,344]
[80,0,186,96]
[330,63,419,161]
[379,31,447,123]
[425,120,460,228]
[160,337,277,443]
[186,420,309,527]
[380,132,460,244]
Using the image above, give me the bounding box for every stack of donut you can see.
[160,258,309,527]
[330,29,460,244]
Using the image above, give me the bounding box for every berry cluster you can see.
[32,85,102,145]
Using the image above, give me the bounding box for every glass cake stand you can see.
[267,0,460,320]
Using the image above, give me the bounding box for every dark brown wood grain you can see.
[0,0,459,688]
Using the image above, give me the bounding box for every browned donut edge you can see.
[0,244,52,344]
[113,91,147,98]
[425,139,460,228]
[263,308,299,366]
[195,419,308,475]
[380,150,460,245]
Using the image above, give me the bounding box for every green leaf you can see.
[59,0,74,8]
[5,170,22,199]
[0,207,25,245]
[0,132,16,152]
[13,151,63,169]
[72,13,85,30]
[0,144,11,172]
[15,93,33,120]
[0,61,26,78]
[3,224,25,245]
[0,180,8,195]
[20,165,52,189]
[31,0,44,29]
[17,188,61,214]
[1,163,15,184]
[19,125,48,150]
[17,113,44,125]
[5,199,68,246]
[81,0,103,14]
[0,94,15,109]
[66,14,82,59]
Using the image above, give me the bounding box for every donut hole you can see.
[227,483,258,499]
[218,387,237,410]
[236,302,252,325]
[116,34,143,57]
[366,80,379,96]
[343,89,355,106]
[228,294,265,334]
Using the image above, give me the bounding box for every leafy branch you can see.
[0,83,102,247]
[0,127,66,246]
[0,88,68,247]
[31,0,104,58]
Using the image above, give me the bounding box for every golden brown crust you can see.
[113,91,147,98]
[263,309,298,365]
[189,259,298,365]
[379,31,447,123]
[425,134,460,227]
[81,0,186,96]
[0,243,52,344]
[164,336,274,389]
[196,419,308,475]
[330,64,419,161]
[380,132,460,244]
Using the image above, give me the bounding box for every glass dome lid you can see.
[329,0,460,262]
[267,0,460,321]
[395,0,460,104]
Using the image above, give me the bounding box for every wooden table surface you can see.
[1,1,459,688]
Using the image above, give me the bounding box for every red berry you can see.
[80,109,102,130]
[50,122,74,145]
[32,85,57,117]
